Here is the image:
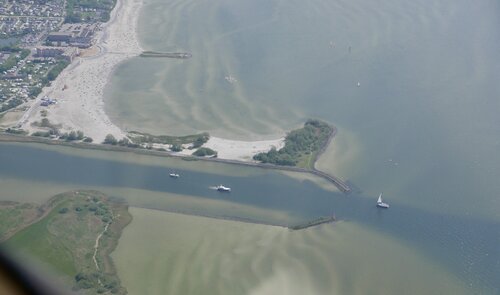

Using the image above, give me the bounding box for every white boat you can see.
[216,185,231,192]
[357,82,361,87]
[224,75,237,83]
[169,173,180,178]
[377,193,389,208]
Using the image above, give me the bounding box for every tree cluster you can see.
[253,120,332,166]
[46,60,69,82]
[192,147,217,157]
[171,143,182,152]
[5,128,27,135]
[59,130,84,141]
[130,131,209,147]
[253,147,297,166]
[65,0,116,23]
[103,134,117,145]
[0,97,23,112]
[103,134,140,148]
[0,49,30,72]
[74,271,123,294]
[191,135,209,149]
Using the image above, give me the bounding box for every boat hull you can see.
[377,203,389,208]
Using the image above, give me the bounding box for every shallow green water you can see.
[113,208,470,295]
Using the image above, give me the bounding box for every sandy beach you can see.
[19,0,143,142]
[170,136,285,161]
[202,136,285,161]
[17,0,285,161]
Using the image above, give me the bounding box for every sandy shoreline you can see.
[202,137,284,161]
[17,0,284,161]
[19,0,143,142]
[170,136,285,162]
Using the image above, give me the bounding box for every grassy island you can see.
[1,190,131,294]
[253,119,334,168]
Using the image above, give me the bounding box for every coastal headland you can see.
[1,0,350,194]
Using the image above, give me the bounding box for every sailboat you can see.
[376,193,389,208]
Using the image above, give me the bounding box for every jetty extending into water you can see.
[140,51,192,59]
[288,216,336,230]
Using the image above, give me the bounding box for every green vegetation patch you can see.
[0,201,41,241]
[32,118,61,130]
[102,134,139,148]
[253,119,334,168]
[128,131,209,148]
[58,130,85,141]
[3,199,77,275]
[0,97,24,113]
[0,47,30,72]
[5,128,28,135]
[45,60,70,82]
[30,119,91,142]
[65,0,117,23]
[192,147,217,157]
[2,190,132,294]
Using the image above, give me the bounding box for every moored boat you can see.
[216,185,231,192]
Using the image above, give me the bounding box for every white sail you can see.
[376,193,390,208]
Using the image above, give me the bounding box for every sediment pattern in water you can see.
[112,208,470,295]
